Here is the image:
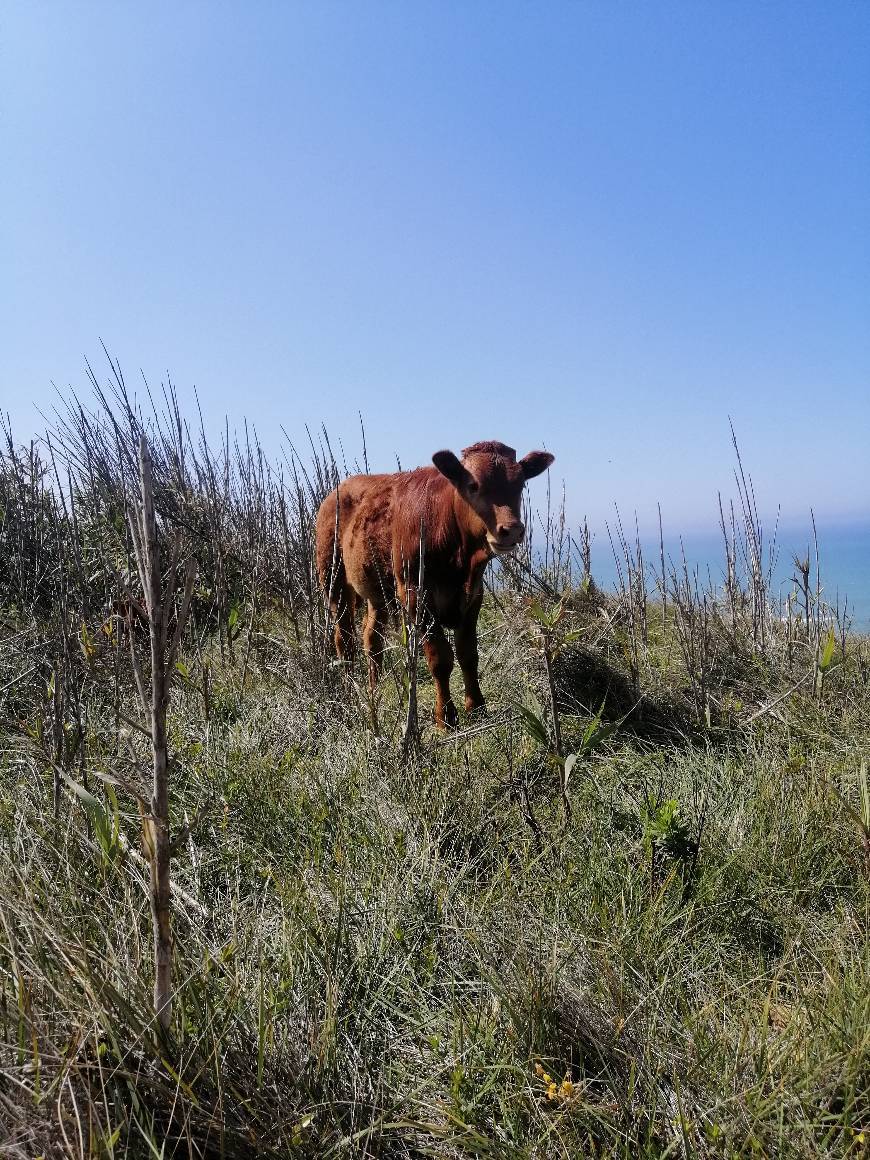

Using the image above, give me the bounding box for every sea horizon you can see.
[569,515,870,632]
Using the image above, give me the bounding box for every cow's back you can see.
[316,473,397,600]
[316,467,458,606]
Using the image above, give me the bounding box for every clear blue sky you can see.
[3,1,868,534]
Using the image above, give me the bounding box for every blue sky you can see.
[3,1,868,535]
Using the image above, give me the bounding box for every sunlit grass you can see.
[1,380,868,1156]
[2,600,868,1157]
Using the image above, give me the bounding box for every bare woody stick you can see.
[127,436,197,1034]
[400,522,425,761]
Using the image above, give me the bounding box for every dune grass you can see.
[1,377,868,1158]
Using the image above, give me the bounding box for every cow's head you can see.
[432,440,555,554]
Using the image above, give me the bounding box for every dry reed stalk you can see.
[127,436,197,1033]
[400,523,425,761]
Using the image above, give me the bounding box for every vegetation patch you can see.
[1,375,868,1157]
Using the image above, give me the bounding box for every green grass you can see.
[2,594,868,1159]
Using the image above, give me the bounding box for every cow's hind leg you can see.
[454,593,486,713]
[363,600,389,691]
[422,626,457,729]
[328,564,357,666]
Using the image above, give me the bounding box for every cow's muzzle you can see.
[488,524,525,553]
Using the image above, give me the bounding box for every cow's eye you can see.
[467,481,479,494]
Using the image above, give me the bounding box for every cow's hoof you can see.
[438,702,459,730]
[465,697,487,716]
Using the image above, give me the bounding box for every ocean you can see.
[583,518,870,633]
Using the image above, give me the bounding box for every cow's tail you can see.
[315,487,342,598]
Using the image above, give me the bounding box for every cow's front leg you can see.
[454,594,486,713]
[422,625,457,729]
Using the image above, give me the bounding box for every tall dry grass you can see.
[1,360,867,1158]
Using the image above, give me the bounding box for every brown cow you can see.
[315,440,554,727]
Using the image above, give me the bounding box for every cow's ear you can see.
[519,450,555,480]
[432,450,468,487]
